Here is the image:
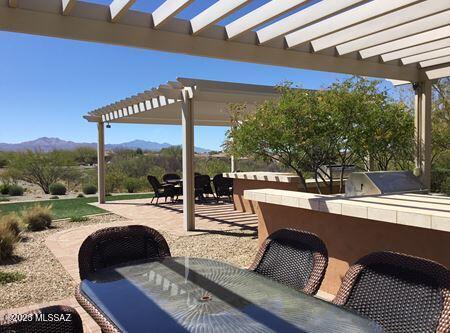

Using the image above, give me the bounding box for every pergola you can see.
[84,77,281,230]
[1,0,448,230]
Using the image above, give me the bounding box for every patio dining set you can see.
[147,173,233,204]
[1,225,449,333]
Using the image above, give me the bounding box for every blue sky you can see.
[0,0,382,151]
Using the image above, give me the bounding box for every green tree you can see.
[225,85,339,192]
[9,151,75,194]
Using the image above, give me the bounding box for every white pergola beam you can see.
[285,0,416,48]
[257,0,364,44]
[190,0,250,35]
[61,0,76,15]
[225,0,309,40]
[420,55,450,68]
[402,47,450,65]
[311,0,448,52]
[0,1,422,81]
[152,0,194,29]
[425,66,450,80]
[381,38,450,62]
[337,11,450,55]
[109,0,136,23]
[360,26,450,59]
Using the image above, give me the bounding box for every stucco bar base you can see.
[256,202,450,296]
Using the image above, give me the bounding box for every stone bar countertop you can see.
[223,172,301,183]
[244,189,450,232]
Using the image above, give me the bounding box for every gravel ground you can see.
[0,214,126,310]
[0,214,258,310]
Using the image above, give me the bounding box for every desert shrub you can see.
[105,171,126,193]
[123,177,145,193]
[77,193,85,198]
[49,183,67,195]
[0,184,10,195]
[0,214,22,237]
[50,195,59,200]
[0,225,18,261]
[8,185,24,196]
[0,198,10,202]
[0,271,26,285]
[70,216,89,222]
[82,184,97,195]
[22,205,53,231]
[431,169,450,193]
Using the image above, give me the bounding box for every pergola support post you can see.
[414,81,432,189]
[97,122,106,204]
[231,155,236,172]
[182,91,195,231]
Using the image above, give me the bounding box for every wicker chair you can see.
[333,251,450,333]
[78,225,171,280]
[0,305,83,333]
[249,228,328,295]
[147,175,176,204]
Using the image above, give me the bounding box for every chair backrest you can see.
[0,305,83,333]
[213,174,233,195]
[194,174,210,189]
[78,225,171,280]
[162,173,181,182]
[147,175,162,192]
[333,251,450,333]
[249,228,328,295]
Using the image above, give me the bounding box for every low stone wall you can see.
[255,202,450,296]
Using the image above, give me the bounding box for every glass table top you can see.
[80,257,382,333]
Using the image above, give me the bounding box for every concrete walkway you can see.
[1,199,258,332]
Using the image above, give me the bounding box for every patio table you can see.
[76,257,382,333]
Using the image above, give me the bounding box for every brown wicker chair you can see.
[78,225,171,280]
[249,228,328,295]
[333,251,450,333]
[0,305,83,333]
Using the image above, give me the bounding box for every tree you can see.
[73,147,97,165]
[9,151,74,194]
[225,78,416,193]
[225,85,339,192]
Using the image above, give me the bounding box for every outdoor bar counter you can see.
[244,188,450,297]
[224,172,340,214]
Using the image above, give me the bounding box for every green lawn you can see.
[0,193,153,219]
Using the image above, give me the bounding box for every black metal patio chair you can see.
[249,228,328,295]
[162,173,181,183]
[147,175,176,204]
[212,174,233,202]
[333,251,450,333]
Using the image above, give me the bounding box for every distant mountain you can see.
[0,137,210,153]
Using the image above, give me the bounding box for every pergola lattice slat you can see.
[152,0,194,28]
[285,0,417,48]
[110,0,136,23]
[190,0,251,35]
[402,47,450,65]
[381,38,450,63]
[359,26,450,59]
[337,11,450,55]
[225,0,308,40]
[311,0,448,52]
[420,55,450,68]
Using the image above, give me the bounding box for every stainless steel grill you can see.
[345,171,427,197]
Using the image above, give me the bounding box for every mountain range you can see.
[0,137,210,153]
